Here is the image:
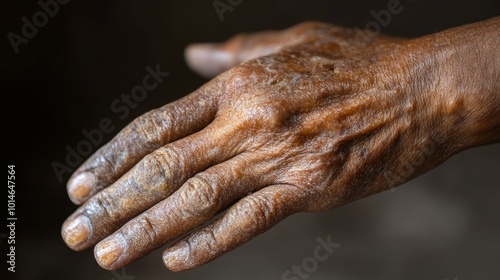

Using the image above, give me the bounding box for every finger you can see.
[66,86,217,205]
[62,118,239,251]
[93,152,275,270]
[185,22,328,78]
[163,185,305,271]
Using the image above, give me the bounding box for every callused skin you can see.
[62,17,499,272]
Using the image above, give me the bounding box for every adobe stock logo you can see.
[110,268,135,280]
[353,0,410,40]
[282,235,340,280]
[7,0,72,54]
[213,0,243,22]
[51,64,169,182]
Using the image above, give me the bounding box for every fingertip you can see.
[67,172,96,204]
[61,215,92,251]
[94,234,126,270]
[184,43,236,78]
[163,241,192,272]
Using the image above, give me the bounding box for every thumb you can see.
[185,22,326,78]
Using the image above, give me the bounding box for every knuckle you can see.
[150,107,176,141]
[131,108,170,148]
[222,94,285,132]
[205,226,223,251]
[133,214,159,244]
[240,102,285,130]
[88,194,117,220]
[180,176,220,218]
[221,68,294,131]
[223,64,256,92]
[132,109,163,148]
[144,149,179,185]
[223,59,296,95]
[192,225,223,254]
[90,146,119,178]
[234,194,274,233]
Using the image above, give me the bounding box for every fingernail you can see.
[62,215,91,248]
[163,241,190,271]
[95,234,125,268]
[68,172,95,203]
[185,44,234,78]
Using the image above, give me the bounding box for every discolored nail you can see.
[67,172,95,203]
[163,241,191,271]
[62,215,92,249]
[185,43,235,78]
[95,234,125,269]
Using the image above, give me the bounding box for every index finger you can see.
[67,84,219,205]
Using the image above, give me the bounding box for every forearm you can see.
[428,17,499,149]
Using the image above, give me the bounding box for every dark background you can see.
[3,0,500,279]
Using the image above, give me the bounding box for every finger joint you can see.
[180,176,220,219]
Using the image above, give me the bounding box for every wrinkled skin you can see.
[62,18,499,271]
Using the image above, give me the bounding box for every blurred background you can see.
[3,0,500,279]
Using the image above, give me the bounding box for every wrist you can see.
[408,17,500,155]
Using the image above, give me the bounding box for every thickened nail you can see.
[95,234,125,269]
[67,172,95,203]
[163,241,191,272]
[62,215,92,249]
[185,43,235,78]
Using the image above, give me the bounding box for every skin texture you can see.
[61,17,500,272]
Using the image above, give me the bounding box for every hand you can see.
[61,19,500,271]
